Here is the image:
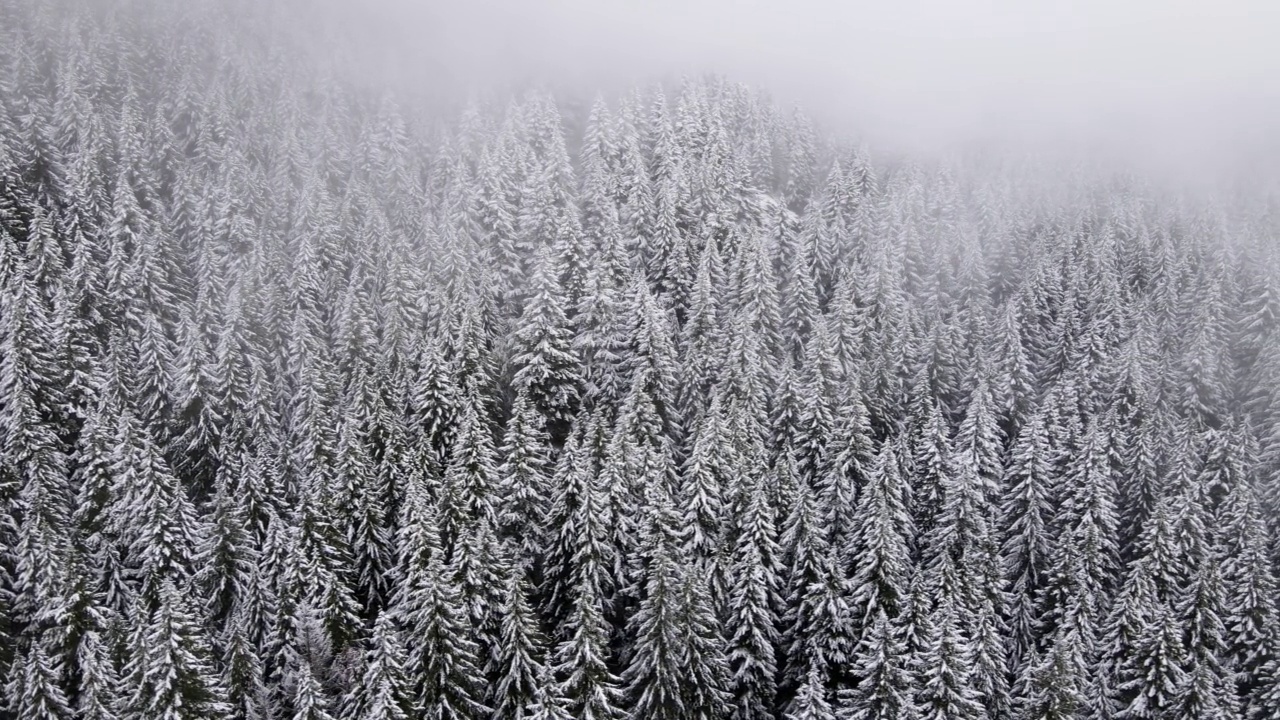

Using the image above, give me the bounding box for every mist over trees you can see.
[2,1,1280,720]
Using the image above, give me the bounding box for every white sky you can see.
[310,0,1280,178]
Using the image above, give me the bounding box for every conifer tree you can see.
[6,631,72,720]
[513,243,581,436]
[681,568,733,720]
[541,411,616,630]
[1174,558,1239,720]
[553,577,625,720]
[1216,473,1280,718]
[1000,405,1058,672]
[787,664,835,720]
[123,580,231,720]
[913,564,985,720]
[74,627,123,720]
[490,572,556,720]
[108,406,202,596]
[1114,600,1187,720]
[681,394,731,561]
[288,650,338,720]
[779,478,853,698]
[341,612,413,720]
[1012,625,1087,720]
[839,607,917,720]
[1039,415,1119,642]
[394,491,488,720]
[223,607,270,720]
[725,472,782,720]
[908,399,952,548]
[498,387,555,569]
[441,379,501,542]
[847,442,915,628]
[623,543,687,720]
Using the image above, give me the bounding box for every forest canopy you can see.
[1,1,1279,720]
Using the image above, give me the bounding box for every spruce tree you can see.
[341,612,413,720]
[122,580,231,720]
[394,491,488,720]
[725,472,782,720]
[512,243,581,436]
[553,577,625,720]
[490,572,557,720]
[6,631,72,720]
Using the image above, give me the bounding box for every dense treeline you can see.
[2,1,1280,719]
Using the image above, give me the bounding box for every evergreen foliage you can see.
[0,3,1277,718]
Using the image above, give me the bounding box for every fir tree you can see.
[553,577,625,720]
[512,243,581,436]
[122,580,231,720]
[6,631,72,720]
[394,491,488,720]
[787,664,835,720]
[725,472,782,720]
[490,572,557,720]
[341,612,413,720]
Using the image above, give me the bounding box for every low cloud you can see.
[303,0,1279,184]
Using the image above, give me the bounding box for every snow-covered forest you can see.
[2,1,1280,719]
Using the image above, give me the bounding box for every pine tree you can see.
[681,394,731,561]
[441,379,500,542]
[408,336,459,474]
[847,442,915,628]
[817,378,874,556]
[1012,625,1087,720]
[572,261,631,410]
[74,628,124,720]
[108,407,202,594]
[1000,405,1057,673]
[952,374,1004,501]
[332,375,397,614]
[1115,601,1187,720]
[1216,472,1280,718]
[779,479,853,699]
[838,607,916,720]
[3,258,75,631]
[924,382,1009,718]
[288,650,338,720]
[541,411,615,628]
[222,607,269,720]
[196,477,259,626]
[1106,495,1192,719]
[295,483,364,656]
[679,237,727,420]
[1174,559,1240,720]
[527,663,575,720]
[623,544,687,720]
[1038,415,1119,642]
[452,513,507,653]
[680,568,733,720]
[908,399,952,548]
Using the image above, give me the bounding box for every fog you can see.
[296,0,1280,184]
